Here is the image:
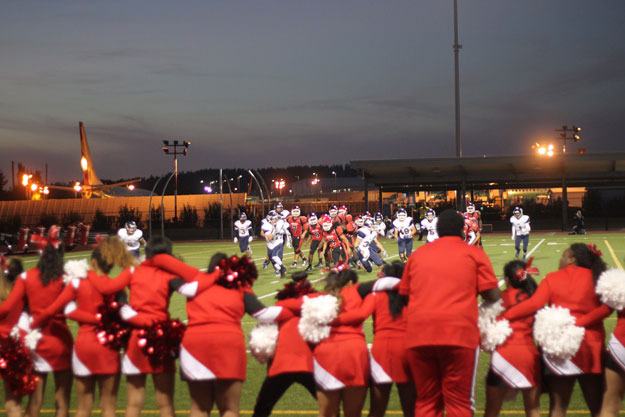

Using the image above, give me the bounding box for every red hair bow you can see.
[587,244,603,257]
[515,257,539,281]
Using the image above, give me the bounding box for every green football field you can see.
[5,231,625,415]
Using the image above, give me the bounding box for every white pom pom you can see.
[478,300,512,352]
[63,259,89,284]
[249,324,279,364]
[298,295,339,343]
[533,306,585,361]
[596,269,625,311]
[9,325,21,340]
[24,328,42,350]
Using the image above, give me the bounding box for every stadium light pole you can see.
[453,0,462,159]
[162,140,190,222]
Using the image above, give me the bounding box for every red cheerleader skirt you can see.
[491,342,540,388]
[370,335,410,384]
[179,326,246,381]
[122,328,175,375]
[33,320,73,373]
[72,327,120,376]
[313,334,369,390]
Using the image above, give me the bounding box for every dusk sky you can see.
[1,1,625,182]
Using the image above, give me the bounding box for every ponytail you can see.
[569,243,607,283]
[37,244,65,286]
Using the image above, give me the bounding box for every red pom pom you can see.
[138,338,147,348]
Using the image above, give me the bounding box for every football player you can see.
[510,207,531,259]
[320,215,351,269]
[420,209,439,243]
[233,212,253,256]
[464,202,483,245]
[261,211,290,277]
[393,208,417,262]
[300,213,324,271]
[117,221,145,258]
[354,215,387,273]
[275,202,290,220]
[372,212,387,238]
[464,217,481,246]
[286,206,307,268]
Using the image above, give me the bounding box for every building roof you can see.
[350,153,625,191]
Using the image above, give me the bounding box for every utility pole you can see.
[161,140,190,222]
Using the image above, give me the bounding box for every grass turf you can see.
[5,231,625,415]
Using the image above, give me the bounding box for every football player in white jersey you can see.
[373,212,387,238]
[261,211,290,277]
[233,212,253,256]
[117,221,146,258]
[393,208,417,262]
[510,207,531,259]
[354,215,386,273]
[275,202,290,220]
[420,209,439,244]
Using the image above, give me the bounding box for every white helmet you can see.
[426,209,435,221]
[397,208,407,221]
[466,203,475,214]
[513,207,523,218]
[291,206,301,217]
[125,221,137,234]
[308,213,318,225]
[354,216,365,227]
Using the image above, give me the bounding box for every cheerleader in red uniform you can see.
[149,251,293,417]
[0,257,29,417]
[484,259,540,417]
[332,262,415,417]
[251,271,317,417]
[503,243,607,417]
[31,237,136,417]
[0,244,73,417]
[86,237,181,417]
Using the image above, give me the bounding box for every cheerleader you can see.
[251,271,318,417]
[0,244,74,417]
[575,267,625,417]
[31,237,136,417]
[332,262,415,417]
[0,257,29,417]
[86,237,181,417]
[503,243,607,417]
[149,251,293,417]
[484,259,540,417]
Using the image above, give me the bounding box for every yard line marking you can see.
[604,240,624,269]
[21,409,594,415]
[526,238,545,258]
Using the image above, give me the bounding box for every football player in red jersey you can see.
[300,214,324,271]
[464,202,483,245]
[286,206,308,268]
[320,215,352,269]
[464,217,481,246]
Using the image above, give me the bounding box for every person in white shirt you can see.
[117,221,145,258]
[354,216,387,273]
[510,206,531,259]
[420,209,439,244]
[393,208,417,262]
[233,212,253,256]
[261,211,291,277]
[373,212,387,238]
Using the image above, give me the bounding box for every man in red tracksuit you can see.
[399,209,500,417]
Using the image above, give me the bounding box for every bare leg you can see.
[483,385,507,417]
[152,372,175,417]
[546,375,575,417]
[97,374,120,417]
[74,377,95,417]
[579,374,604,417]
[599,367,625,417]
[368,384,391,417]
[521,386,541,417]
[4,386,23,417]
[125,375,147,417]
[214,379,243,417]
[53,370,72,417]
[341,387,367,417]
[317,389,341,417]
[397,382,416,417]
[26,373,47,417]
[188,380,215,417]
